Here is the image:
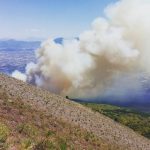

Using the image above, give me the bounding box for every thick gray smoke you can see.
[12,0,150,99]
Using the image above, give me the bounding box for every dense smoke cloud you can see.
[12,0,150,99]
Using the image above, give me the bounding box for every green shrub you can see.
[21,138,32,149]
[34,140,55,150]
[0,123,9,143]
[58,138,67,150]
[17,123,38,137]
[46,130,55,137]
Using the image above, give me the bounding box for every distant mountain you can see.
[54,37,64,44]
[0,37,78,50]
[0,39,41,50]
[54,37,79,44]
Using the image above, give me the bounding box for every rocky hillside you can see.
[0,73,150,150]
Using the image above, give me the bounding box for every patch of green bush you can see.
[58,138,67,150]
[21,138,33,149]
[17,123,38,137]
[34,140,55,150]
[0,123,9,143]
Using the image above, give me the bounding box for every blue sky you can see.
[0,0,117,40]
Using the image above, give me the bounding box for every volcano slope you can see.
[0,73,150,150]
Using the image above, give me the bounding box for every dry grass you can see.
[0,88,119,150]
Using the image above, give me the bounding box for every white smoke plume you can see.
[13,0,150,99]
[12,70,27,82]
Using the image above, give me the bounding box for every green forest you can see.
[82,103,150,139]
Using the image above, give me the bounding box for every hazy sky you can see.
[0,0,117,40]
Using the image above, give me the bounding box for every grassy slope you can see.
[0,88,119,150]
[82,103,150,139]
[0,73,150,150]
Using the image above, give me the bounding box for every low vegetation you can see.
[0,73,150,150]
[82,103,150,139]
